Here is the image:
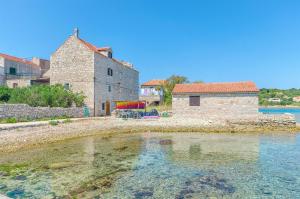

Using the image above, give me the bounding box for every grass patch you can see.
[0,115,72,124]
[62,118,72,124]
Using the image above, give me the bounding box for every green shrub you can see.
[49,120,59,126]
[6,118,17,123]
[0,85,86,108]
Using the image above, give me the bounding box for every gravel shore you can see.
[0,117,298,153]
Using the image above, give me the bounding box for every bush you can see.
[0,85,86,108]
[6,118,17,123]
[0,87,11,102]
[49,120,59,126]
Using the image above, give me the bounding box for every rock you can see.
[159,139,173,145]
[6,188,24,198]
[48,162,75,170]
[0,184,7,189]
[134,187,154,198]
[14,175,27,181]
[113,146,128,151]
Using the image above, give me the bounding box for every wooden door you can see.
[105,101,110,115]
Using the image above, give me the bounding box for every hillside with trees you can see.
[259,88,300,106]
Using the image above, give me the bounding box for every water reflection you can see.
[0,134,143,198]
[0,132,299,198]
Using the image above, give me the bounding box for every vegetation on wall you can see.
[0,85,85,108]
[259,88,300,106]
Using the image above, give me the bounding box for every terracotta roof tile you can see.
[142,79,166,86]
[97,47,111,51]
[0,53,39,68]
[173,81,259,94]
[77,38,131,68]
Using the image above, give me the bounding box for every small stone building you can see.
[50,29,139,116]
[0,53,49,88]
[140,79,165,105]
[172,81,259,118]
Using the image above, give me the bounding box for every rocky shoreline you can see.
[0,115,298,153]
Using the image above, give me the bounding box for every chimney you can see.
[73,28,79,38]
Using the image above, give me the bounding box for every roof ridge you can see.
[0,53,39,68]
[76,37,136,70]
[177,81,255,85]
[173,81,259,94]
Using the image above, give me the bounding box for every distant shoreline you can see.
[259,106,300,109]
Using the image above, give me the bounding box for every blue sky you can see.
[0,0,300,89]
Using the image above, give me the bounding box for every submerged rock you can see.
[48,162,75,170]
[176,175,235,198]
[6,188,25,198]
[14,175,27,181]
[134,187,154,199]
[159,139,173,145]
[0,184,7,189]
[113,146,129,151]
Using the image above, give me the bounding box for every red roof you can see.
[0,53,39,68]
[97,47,111,51]
[173,81,259,94]
[77,38,130,67]
[142,79,166,86]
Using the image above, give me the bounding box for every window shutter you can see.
[189,96,200,106]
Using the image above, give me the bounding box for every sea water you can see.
[0,132,299,198]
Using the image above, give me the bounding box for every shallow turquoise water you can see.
[0,133,300,198]
[260,107,300,123]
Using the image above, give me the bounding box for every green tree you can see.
[193,80,204,83]
[161,75,189,105]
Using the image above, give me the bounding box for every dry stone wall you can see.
[172,93,259,118]
[0,104,84,119]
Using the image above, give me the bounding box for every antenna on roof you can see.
[73,28,79,38]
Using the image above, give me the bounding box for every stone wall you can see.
[50,35,139,116]
[50,36,95,115]
[0,104,84,119]
[228,113,296,128]
[94,52,139,116]
[172,93,259,118]
[6,79,32,88]
[0,57,5,86]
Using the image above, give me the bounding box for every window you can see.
[64,83,70,90]
[13,83,18,88]
[108,51,112,58]
[108,85,111,92]
[107,68,113,76]
[189,96,200,106]
[9,67,16,75]
[102,103,105,110]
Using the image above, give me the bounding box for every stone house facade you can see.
[140,79,165,105]
[172,81,259,118]
[0,53,49,88]
[50,30,139,116]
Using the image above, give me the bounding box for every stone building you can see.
[172,81,259,118]
[50,29,139,116]
[140,79,165,105]
[0,53,49,87]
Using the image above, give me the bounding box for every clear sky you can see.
[0,0,299,89]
